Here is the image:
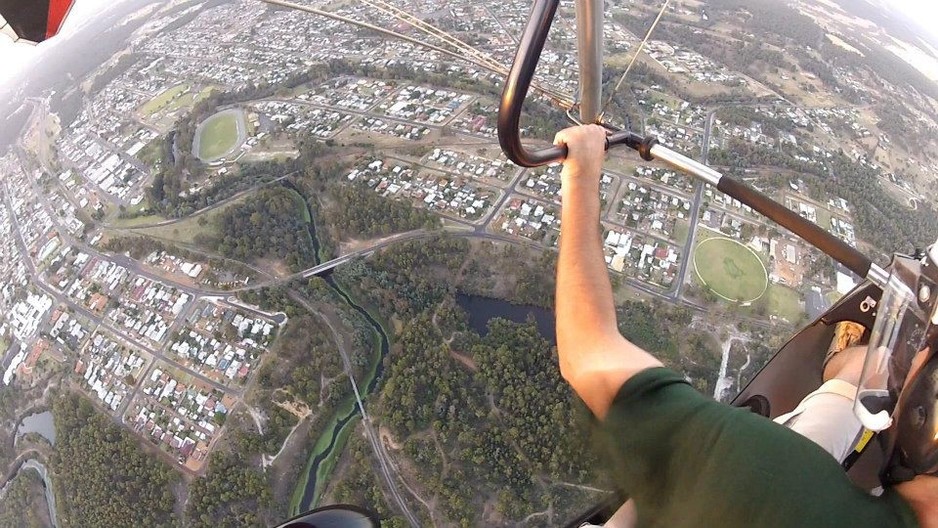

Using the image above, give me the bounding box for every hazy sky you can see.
[1,0,938,89]
[1,0,114,87]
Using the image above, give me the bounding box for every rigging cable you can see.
[260,0,574,109]
[358,0,574,108]
[261,0,498,73]
[360,0,504,73]
[598,0,671,122]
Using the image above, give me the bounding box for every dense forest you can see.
[620,11,796,77]
[50,394,178,528]
[186,451,273,527]
[328,431,407,527]
[289,143,437,250]
[326,183,439,240]
[255,315,345,412]
[0,389,23,469]
[0,469,51,528]
[717,107,800,137]
[208,186,316,271]
[710,140,938,257]
[335,236,558,319]
[322,235,606,524]
[148,156,304,219]
[335,236,471,320]
[376,311,603,525]
[617,300,721,394]
[326,235,723,524]
[706,0,825,46]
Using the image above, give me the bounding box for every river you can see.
[296,403,358,511]
[293,275,390,513]
[325,276,389,394]
[287,192,554,512]
[288,185,391,514]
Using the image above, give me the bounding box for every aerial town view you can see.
[1,0,937,526]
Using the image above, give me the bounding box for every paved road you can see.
[484,5,519,44]
[88,132,150,174]
[0,453,58,528]
[23,458,58,528]
[5,75,796,528]
[262,97,495,143]
[2,173,241,400]
[672,109,716,300]
[2,182,38,277]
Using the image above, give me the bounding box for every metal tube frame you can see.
[497,0,567,167]
[575,0,604,123]
[496,0,886,287]
[650,142,887,287]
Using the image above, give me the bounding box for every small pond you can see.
[15,411,56,446]
[456,293,555,343]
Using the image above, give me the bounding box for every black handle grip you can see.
[498,0,655,167]
[498,0,565,167]
[717,177,873,279]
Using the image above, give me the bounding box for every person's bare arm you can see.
[554,125,662,420]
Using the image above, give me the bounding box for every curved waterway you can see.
[288,185,391,514]
[325,276,390,394]
[293,275,390,513]
[296,404,358,511]
[285,185,556,513]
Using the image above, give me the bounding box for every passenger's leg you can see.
[776,345,867,463]
[822,343,866,385]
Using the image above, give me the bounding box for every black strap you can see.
[842,428,874,471]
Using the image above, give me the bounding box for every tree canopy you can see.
[51,394,178,528]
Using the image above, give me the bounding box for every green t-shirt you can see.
[598,368,919,527]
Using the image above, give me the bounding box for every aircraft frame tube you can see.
[498,0,567,167]
[649,143,722,186]
[499,0,885,287]
[649,143,883,285]
[575,0,604,123]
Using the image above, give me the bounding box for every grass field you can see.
[110,214,167,229]
[693,235,768,302]
[673,218,691,245]
[131,193,251,245]
[197,110,243,161]
[166,86,216,115]
[140,84,189,116]
[285,189,311,223]
[133,218,212,245]
[767,284,804,322]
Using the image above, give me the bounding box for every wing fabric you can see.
[0,0,74,44]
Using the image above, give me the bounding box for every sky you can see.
[888,1,938,43]
[2,0,938,88]
[1,0,115,87]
